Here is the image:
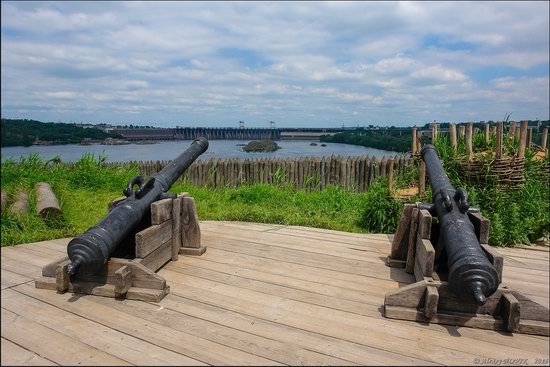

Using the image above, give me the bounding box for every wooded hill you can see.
[1,119,122,147]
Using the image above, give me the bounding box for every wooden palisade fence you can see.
[105,155,413,192]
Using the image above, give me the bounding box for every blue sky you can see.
[1,1,548,128]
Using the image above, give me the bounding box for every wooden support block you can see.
[417,209,432,239]
[151,198,173,225]
[171,196,182,261]
[405,207,420,274]
[389,204,415,262]
[114,265,132,297]
[34,277,57,290]
[56,260,71,293]
[519,320,549,337]
[502,293,520,333]
[481,244,503,283]
[139,239,173,272]
[180,246,207,256]
[424,285,439,320]
[414,239,435,280]
[181,196,204,253]
[467,211,490,244]
[126,287,170,303]
[42,256,70,277]
[135,220,173,258]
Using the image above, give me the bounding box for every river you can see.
[1,140,399,163]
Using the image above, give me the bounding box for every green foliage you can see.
[430,130,549,247]
[360,180,404,233]
[321,128,412,152]
[242,140,281,152]
[1,118,122,147]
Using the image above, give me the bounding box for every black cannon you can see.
[420,144,499,305]
[67,137,209,276]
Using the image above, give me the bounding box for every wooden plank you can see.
[481,244,503,283]
[15,284,278,366]
[90,290,358,366]
[1,337,58,366]
[2,289,203,366]
[135,220,172,258]
[415,239,435,279]
[1,307,131,365]
[502,293,520,332]
[467,211,490,244]
[164,274,536,362]
[1,268,33,290]
[139,239,172,272]
[150,198,173,225]
[172,196,182,260]
[424,285,439,319]
[389,204,414,261]
[181,196,202,249]
[405,207,420,274]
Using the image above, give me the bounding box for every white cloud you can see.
[1,1,548,126]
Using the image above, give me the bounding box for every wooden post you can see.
[527,128,533,150]
[541,127,548,155]
[465,122,473,160]
[449,123,457,153]
[387,159,394,192]
[412,128,417,155]
[0,191,7,211]
[459,124,465,138]
[517,120,528,158]
[171,196,182,261]
[431,123,437,143]
[484,123,490,145]
[508,121,516,141]
[495,121,503,159]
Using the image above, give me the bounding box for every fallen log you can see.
[35,182,62,218]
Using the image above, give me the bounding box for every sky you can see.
[1,1,549,128]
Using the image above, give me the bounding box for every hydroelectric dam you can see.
[109,127,347,141]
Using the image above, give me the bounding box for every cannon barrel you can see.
[67,137,209,276]
[420,144,499,305]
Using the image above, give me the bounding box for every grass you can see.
[0,153,404,246]
[2,142,547,248]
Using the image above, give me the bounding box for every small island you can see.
[242,140,281,152]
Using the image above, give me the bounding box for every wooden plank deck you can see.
[1,221,548,366]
